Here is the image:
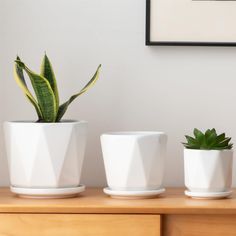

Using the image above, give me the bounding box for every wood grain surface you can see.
[0,214,160,236]
[0,188,235,214]
[163,214,236,236]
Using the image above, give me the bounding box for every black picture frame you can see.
[145,0,236,46]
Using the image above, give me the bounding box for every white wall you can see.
[1,0,236,187]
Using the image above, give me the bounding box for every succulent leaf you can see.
[194,128,203,138]
[183,128,233,150]
[205,129,212,139]
[40,54,59,111]
[216,133,226,143]
[193,128,204,144]
[56,64,101,122]
[216,138,231,147]
[206,130,217,147]
[15,60,57,122]
[185,135,198,145]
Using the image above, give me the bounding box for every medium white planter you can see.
[101,132,167,191]
[184,149,233,193]
[4,120,87,189]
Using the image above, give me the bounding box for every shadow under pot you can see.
[4,120,87,198]
[184,149,233,199]
[101,131,167,199]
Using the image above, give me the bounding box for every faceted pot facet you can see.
[101,132,167,191]
[4,120,87,188]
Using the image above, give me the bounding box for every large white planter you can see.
[184,149,233,193]
[101,132,167,191]
[4,120,87,189]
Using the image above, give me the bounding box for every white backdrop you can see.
[1,0,236,187]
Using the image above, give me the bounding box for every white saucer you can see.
[185,190,232,199]
[11,185,85,199]
[103,187,165,199]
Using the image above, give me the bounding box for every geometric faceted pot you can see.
[101,131,167,192]
[184,149,233,193]
[4,120,87,195]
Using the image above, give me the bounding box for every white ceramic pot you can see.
[4,120,87,188]
[184,149,233,193]
[101,132,167,191]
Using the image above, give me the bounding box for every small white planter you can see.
[4,120,87,190]
[184,149,233,193]
[101,132,167,191]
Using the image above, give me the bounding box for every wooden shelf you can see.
[0,187,235,214]
[0,188,236,235]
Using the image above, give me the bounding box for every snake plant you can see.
[14,54,101,122]
[182,128,233,150]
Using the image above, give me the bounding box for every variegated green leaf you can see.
[26,95,43,121]
[40,54,59,111]
[15,60,57,122]
[56,64,101,122]
[14,57,43,120]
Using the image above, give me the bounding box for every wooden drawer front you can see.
[0,214,160,236]
[163,215,236,236]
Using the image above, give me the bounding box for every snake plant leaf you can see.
[14,57,43,120]
[26,95,43,121]
[15,60,57,122]
[56,64,101,122]
[40,54,59,111]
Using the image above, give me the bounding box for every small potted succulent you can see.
[4,54,101,198]
[183,128,233,199]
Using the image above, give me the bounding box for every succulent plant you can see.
[182,128,233,150]
[14,54,101,122]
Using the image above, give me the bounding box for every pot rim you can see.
[184,148,233,153]
[4,120,87,125]
[101,131,166,136]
